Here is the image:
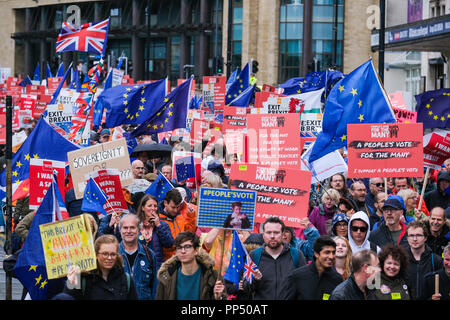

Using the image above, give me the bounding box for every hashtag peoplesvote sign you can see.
[347,123,423,178]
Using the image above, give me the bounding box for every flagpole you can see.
[4,95,13,300]
[417,167,430,211]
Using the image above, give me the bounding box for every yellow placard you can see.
[39,214,97,279]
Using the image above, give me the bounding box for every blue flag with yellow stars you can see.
[102,78,168,128]
[56,62,64,77]
[223,230,247,286]
[229,84,256,107]
[279,71,327,95]
[129,77,193,138]
[175,155,196,182]
[13,177,67,300]
[49,62,73,105]
[226,63,250,105]
[81,177,108,215]
[69,68,81,92]
[46,62,53,80]
[33,62,40,82]
[308,59,396,163]
[145,172,174,202]
[0,118,80,202]
[416,88,450,129]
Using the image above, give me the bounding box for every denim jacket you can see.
[119,242,158,300]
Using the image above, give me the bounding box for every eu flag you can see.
[308,59,396,163]
[19,75,33,87]
[56,62,65,77]
[229,84,255,107]
[226,63,250,105]
[416,88,450,129]
[175,156,196,182]
[129,77,193,138]
[33,63,40,82]
[46,62,53,80]
[279,71,327,95]
[49,62,73,105]
[223,230,247,286]
[69,68,81,92]
[102,78,168,127]
[81,177,108,215]
[145,172,174,202]
[0,118,80,201]
[14,175,67,299]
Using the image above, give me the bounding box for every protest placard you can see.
[254,91,285,109]
[202,76,226,114]
[29,158,66,210]
[246,113,303,169]
[393,107,417,123]
[222,106,248,157]
[300,113,323,143]
[229,164,312,228]
[347,123,424,178]
[67,138,133,199]
[197,187,257,231]
[39,214,97,279]
[88,168,130,215]
[18,94,37,128]
[45,103,75,135]
[423,130,450,170]
[171,150,202,187]
[0,113,5,144]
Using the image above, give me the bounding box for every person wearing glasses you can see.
[405,220,443,299]
[397,188,427,220]
[156,231,226,300]
[64,235,138,300]
[348,211,380,254]
[369,195,410,249]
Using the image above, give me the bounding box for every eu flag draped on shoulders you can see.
[128,76,193,138]
[226,63,250,105]
[102,78,168,127]
[416,88,450,129]
[307,59,396,163]
[145,172,174,202]
[0,118,80,202]
[14,174,68,300]
[81,177,108,216]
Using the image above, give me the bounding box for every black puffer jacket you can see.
[330,273,378,300]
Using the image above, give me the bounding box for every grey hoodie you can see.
[348,211,380,254]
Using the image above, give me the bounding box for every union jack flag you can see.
[243,255,258,283]
[56,18,110,55]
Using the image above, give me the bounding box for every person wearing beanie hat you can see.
[369,195,410,249]
[331,213,349,238]
[423,170,450,212]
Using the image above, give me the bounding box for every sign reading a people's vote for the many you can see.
[40,214,96,280]
[229,164,311,228]
[67,138,133,199]
[347,123,423,178]
[197,187,256,231]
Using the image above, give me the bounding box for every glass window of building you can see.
[231,0,243,70]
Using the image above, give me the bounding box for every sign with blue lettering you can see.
[197,187,257,230]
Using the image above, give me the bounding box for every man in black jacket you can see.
[419,244,450,300]
[424,170,450,211]
[282,236,343,300]
[424,207,450,256]
[330,249,380,300]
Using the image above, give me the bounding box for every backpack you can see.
[251,245,300,268]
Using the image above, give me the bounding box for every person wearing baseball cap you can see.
[369,195,412,249]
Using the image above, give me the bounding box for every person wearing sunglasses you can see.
[369,195,410,250]
[156,231,226,300]
[348,211,380,255]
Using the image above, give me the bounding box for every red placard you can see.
[47,77,64,94]
[91,169,129,215]
[229,164,312,228]
[202,76,226,114]
[223,106,248,156]
[33,94,52,118]
[29,159,66,210]
[347,123,424,178]
[19,94,37,128]
[246,113,303,169]
[423,130,450,170]
[0,114,5,144]
[26,84,46,95]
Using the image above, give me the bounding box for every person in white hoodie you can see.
[348,211,381,254]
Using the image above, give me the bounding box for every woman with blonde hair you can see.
[397,188,426,220]
[63,235,138,300]
[333,236,352,280]
[309,188,340,235]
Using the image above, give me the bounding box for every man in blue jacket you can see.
[119,214,158,300]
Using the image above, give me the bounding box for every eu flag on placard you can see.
[102,78,168,127]
[81,177,108,215]
[0,118,80,202]
[14,175,67,300]
[229,84,256,107]
[416,88,450,129]
[224,230,247,286]
[308,59,396,163]
[226,63,250,105]
[129,77,193,138]
[145,172,174,202]
[175,156,196,182]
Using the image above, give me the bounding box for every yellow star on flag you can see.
[340,134,347,141]
[16,161,22,168]
[40,279,48,289]
[351,88,358,96]
[35,274,42,285]
[24,154,30,161]
[29,265,38,272]
[358,100,362,108]
[338,85,345,93]
[358,114,364,122]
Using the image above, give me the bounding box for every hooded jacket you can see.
[423,170,450,211]
[156,249,223,300]
[348,211,380,254]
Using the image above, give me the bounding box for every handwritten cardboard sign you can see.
[67,138,133,199]
[393,107,417,123]
[39,214,96,279]
[229,164,312,228]
[347,123,423,178]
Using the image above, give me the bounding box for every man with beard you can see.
[282,236,343,300]
[243,217,306,299]
[349,181,373,217]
